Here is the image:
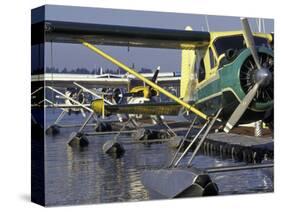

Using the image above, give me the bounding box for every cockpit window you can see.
[209,47,216,69]
[214,35,270,56]
[198,59,206,82]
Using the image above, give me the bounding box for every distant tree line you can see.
[45,67,153,75]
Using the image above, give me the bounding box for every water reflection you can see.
[45,109,273,206]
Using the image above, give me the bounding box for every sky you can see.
[38,5,274,72]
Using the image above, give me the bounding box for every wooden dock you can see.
[202,133,273,163]
[84,120,274,163]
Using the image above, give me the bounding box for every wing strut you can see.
[80,39,208,120]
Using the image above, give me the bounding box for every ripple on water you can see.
[44,110,273,206]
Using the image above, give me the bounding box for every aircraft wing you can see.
[31,73,180,89]
[32,20,210,49]
[31,73,129,88]
[103,102,181,116]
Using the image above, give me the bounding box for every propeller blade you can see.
[151,66,160,83]
[146,66,161,98]
[241,18,261,70]
[224,81,261,133]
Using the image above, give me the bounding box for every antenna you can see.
[205,15,210,32]
[256,18,262,32]
[256,18,266,33]
[262,18,265,33]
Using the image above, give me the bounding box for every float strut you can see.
[174,120,209,167]
[168,116,198,167]
[187,108,223,167]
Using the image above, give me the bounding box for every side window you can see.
[198,59,206,83]
[209,47,216,69]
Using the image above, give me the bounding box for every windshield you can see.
[214,35,270,56]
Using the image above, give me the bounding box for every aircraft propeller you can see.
[112,66,160,103]
[224,18,273,133]
[65,88,87,117]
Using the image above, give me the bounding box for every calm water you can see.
[45,109,273,206]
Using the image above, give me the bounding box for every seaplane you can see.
[32,17,273,198]
[32,66,176,138]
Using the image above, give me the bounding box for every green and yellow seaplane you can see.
[36,17,274,197]
[36,16,273,132]
[87,19,273,133]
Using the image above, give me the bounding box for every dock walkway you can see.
[202,133,273,163]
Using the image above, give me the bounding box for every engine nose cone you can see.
[255,67,272,87]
